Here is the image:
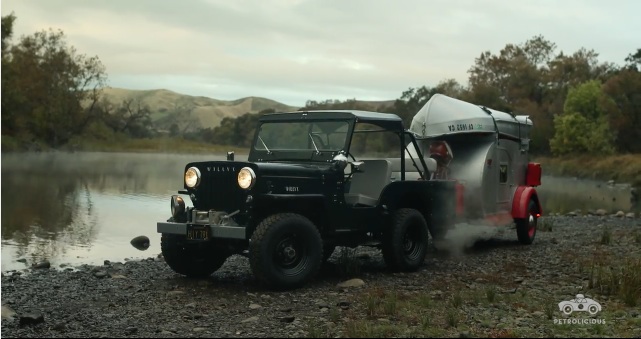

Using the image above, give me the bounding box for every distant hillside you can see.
[100,87,300,130]
[352,100,396,111]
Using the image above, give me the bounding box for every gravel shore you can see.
[2,214,640,338]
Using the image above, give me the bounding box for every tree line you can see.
[2,13,640,155]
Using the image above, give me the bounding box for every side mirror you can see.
[351,161,364,173]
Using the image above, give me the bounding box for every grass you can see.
[330,308,341,323]
[539,218,554,232]
[534,154,641,187]
[305,320,329,338]
[451,292,463,308]
[601,227,612,245]
[331,230,640,339]
[589,258,641,307]
[446,310,459,328]
[486,287,497,303]
[336,248,362,279]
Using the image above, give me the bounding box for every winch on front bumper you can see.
[157,209,246,240]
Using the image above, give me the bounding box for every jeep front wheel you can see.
[161,234,229,278]
[382,208,430,272]
[249,213,323,290]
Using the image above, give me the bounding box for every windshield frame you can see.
[248,118,355,163]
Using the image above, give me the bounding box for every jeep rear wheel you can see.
[161,234,229,278]
[516,200,538,245]
[249,213,323,290]
[382,208,429,272]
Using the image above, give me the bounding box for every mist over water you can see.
[1,152,636,271]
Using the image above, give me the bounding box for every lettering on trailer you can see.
[448,123,482,132]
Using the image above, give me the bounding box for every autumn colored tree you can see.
[466,35,617,154]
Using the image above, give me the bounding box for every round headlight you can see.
[238,167,256,190]
[185,167,201,188]
[171,195,185,218]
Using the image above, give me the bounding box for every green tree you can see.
[1,15,107,147]
[601,67,641,153]
[624,48,641,70]
[549,80,615,155]
[101,98,152,137]
[1,12,15,52]
[466,35,616,154]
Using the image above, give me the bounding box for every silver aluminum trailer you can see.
[408,94,542,243]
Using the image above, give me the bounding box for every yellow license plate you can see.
[186,226,209,240]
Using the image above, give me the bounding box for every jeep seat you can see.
[389,157,438,180]
[345,159,392,206]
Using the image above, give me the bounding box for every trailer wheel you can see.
[249,213,323,290]
[161,234,229,278]
[516,200,538,245]
[382,208,429,272]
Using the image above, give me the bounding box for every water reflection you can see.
[0,152,637,272]
[1,172,98,259]
[537,176,638,214]
[1,152,230,271]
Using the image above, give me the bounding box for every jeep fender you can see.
[512,186,542,219]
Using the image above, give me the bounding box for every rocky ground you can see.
[2,214,641,338]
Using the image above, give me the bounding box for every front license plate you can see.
[186,225,209,241]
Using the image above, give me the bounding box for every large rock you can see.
[616,211,625,218]
[32,260,51,270]
[626,212,636,219]
[595,209,607,216]
[19,313,44,327]
[130,236,150,251]
[336,278,365,288]
[1,305,16,321]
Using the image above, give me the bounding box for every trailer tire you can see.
[161,234,229,278]
[382,208,430,272]
[516,200,538,245]
[249,213,323,290]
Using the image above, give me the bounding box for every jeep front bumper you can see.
[157,209,246,240]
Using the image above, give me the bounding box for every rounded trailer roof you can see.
[409,94,532,140]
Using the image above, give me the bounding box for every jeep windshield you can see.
[253,120,350,161]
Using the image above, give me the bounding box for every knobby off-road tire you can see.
[516,200,538,245]
[382,208,430,272]
[249,213,323,290]
[161,234,229,278]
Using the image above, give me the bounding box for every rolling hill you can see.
[100,87,300,130]
[99,88,398,131]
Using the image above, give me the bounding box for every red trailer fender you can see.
[512,186,542,219]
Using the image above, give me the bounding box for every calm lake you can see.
[1,152,637,272]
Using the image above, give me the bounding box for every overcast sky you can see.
[2,0,639,107]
